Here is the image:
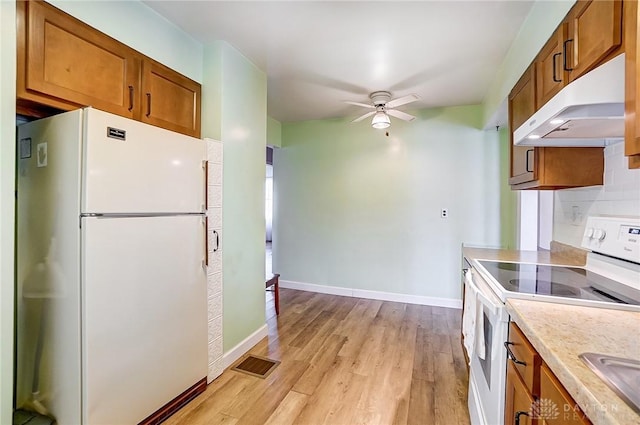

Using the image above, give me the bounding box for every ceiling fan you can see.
[345,91,420,129]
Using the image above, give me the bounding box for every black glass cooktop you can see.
[478,261,640,305]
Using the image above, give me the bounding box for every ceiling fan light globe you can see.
[371,112,391,129]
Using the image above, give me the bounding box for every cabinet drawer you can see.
[540,364,591,424]
[506,322,541,395]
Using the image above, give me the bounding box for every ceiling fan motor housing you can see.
[370,91,392,106]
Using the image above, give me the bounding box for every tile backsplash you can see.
[554,141,640,247]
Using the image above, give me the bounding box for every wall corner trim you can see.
[221,324,269,370]
[279,280,463,309]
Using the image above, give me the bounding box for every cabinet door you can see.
[17,0,139,118]
[505,362,535,425]
[536,25,568,108]
[566,0,623,82]
[539,364,591,424]
[140,61,201,138]
[632,3,640,151]
[628,0,640,167]
[509,65,537,185]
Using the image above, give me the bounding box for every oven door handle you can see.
[465,270,500,316]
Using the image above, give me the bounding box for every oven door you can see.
[466,269,510,425]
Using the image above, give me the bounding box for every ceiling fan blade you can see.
[386,93,420,109]
[344,100,375,109]
[387,109,416,122]
[351,111,376,123]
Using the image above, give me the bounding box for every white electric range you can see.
[464,216,640,425]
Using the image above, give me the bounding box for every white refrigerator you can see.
[16,107,208,424]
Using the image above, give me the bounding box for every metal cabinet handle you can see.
[146,93,151,117]
[552,52,562,82]
[213,230,219,252]
[128,86,134,111]
[504,342,527,366]
[563,39,574,71]
[515,411,529,425]
[525,149,534,173]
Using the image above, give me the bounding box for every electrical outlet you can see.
[441,208,448,218]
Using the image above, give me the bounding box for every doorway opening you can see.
[265,146,278,318]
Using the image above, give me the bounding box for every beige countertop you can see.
[462,246,585,266]
[506,299,640,425]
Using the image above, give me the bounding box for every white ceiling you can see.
[145,1,534,123]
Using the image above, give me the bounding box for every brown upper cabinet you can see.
[509,65,537,186]
[566,0,623,82]
[508,0,634,187]
[17,0,201,138]
[533,1,623,111]
[17,0,140,119]
[536,25,569,108]
[509,64,604,190]
[140,61,201,138]
[625,0,640,168]
[626,2,640,168]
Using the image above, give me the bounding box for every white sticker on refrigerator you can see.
[19,138,32,159]
[37,142,48,167]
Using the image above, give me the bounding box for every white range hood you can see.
[514,53,625,147]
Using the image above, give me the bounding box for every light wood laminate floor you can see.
[165,289,471,425]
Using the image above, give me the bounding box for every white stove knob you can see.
[585,227,595,238]
[594,229,606,241]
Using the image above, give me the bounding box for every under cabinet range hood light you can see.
[514,54,625,147]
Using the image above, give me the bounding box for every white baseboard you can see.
[280,280,462,309]
[222,324,269,369]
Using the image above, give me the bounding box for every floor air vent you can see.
[231,355,280,379]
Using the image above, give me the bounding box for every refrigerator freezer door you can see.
[81,215,207,424]
[82,108,206,214]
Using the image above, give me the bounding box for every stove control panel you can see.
[582,216,640,263]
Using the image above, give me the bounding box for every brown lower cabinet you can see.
[509,147,604,190]
[508,62,605,190]
[505,322,591,425]
[16,0,201,138]
[505,362,536,425]
[539,364,591,425]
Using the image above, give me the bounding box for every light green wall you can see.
[202,42,267,352]
[267,116,282,148]
[273,106,502,301]
[483,0,575,126]
[202,44,223,141]
[0,2,16,423]
[48,0,203,82]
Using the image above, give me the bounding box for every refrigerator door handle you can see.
[203,160,208,212]
[80,212,205,218]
